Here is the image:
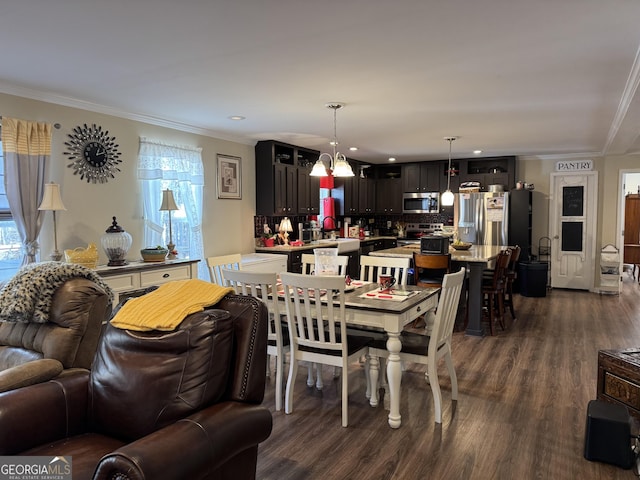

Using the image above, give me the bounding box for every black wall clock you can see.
[64,124,122,184]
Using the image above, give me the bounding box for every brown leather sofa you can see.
[0,294,273,480]
[0,277,111,392]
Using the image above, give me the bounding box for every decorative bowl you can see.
[451,242,473,251]
[141,247,168,262]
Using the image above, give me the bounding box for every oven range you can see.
[396,223,444,246]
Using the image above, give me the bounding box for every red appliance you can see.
[322,197,336,230]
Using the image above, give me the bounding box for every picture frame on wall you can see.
[217,154,242,199]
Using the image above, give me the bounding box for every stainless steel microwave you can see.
[402,192,439,214]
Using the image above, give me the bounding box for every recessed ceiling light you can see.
[473,150,482,155]
[388,157,396,162]
[349,147,358,151]
[228,115,245,121]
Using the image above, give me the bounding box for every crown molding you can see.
[0,82,253,146]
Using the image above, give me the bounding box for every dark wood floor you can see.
[256,273,640,480]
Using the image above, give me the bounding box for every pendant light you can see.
[310,103,355,178]
[441,136,457,206]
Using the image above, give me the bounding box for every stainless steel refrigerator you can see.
[454,192,509,246]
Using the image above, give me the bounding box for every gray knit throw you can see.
[0,261,114,323]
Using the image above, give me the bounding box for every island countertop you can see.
[370,244,506,263]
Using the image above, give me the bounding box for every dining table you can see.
[369,244,505,336]
[277,280,439,429]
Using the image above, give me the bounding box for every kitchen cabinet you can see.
[256,140,320,216]
[376,177,402,214]
[402,162,441,192]
[358,175,376,214]
[334,160,360,215]
[509,189,533,261]
[297,167,320,215]
[458,156,516,191]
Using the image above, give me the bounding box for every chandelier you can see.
[441,136,458,206]
[310,103,355,178]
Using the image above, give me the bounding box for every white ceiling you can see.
[2,0,640,163]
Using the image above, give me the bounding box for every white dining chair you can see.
[221,268,288,411]
[368,267,466,424]
[207,254,242,286]
[301,251,349,389]
[359,255,411,286]
[300,252,348,276]
[280,272,371,427]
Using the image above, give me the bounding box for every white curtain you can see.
[1,118,50,265]
[137,138,206,279]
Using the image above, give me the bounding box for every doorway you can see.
[617,170,640,280]
[549,172,598,290]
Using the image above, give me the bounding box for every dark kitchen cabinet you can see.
[256,140,320,216]
[509,189,533,261]
[334,160,360,215]
[297,167,320,215]
[458,156,516,191]
[402,162,441,192]
[358,175,376,214]
[376,177,402,214]
[274,163,297,215]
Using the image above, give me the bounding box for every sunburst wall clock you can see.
[64,124,122,184]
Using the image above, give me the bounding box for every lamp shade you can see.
[280,217,293,232]
[310,159,329,177]
[38,183,66,211]
[441,189,455,206]
[159,189,178,211]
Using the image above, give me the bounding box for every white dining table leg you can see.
[386,331,403,428]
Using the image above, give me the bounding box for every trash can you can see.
[518,261,548,297]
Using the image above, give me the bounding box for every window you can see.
[0,140,21,281]
[137,139,206,279]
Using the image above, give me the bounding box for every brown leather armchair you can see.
[0,294,272,480]
[0,277,111,392]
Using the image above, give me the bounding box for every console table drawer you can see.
[103,273,139,291]
[140,265,192,287]
[603,372,640,410]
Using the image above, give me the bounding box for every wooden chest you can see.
[597,348,640,419]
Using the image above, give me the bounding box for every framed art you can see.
[217,154,242,199]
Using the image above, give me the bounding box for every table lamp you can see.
[159,189,179,259]
[279,217,293,245]
[38,183,66,261]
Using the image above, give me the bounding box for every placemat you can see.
[358,289,416,302]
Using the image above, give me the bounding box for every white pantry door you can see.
[549,172,598,290]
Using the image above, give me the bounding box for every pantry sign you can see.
[555,160,593,172]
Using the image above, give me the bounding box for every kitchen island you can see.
[370,244,505,336]
[255,236,396,276]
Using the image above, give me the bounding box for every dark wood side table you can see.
[597,348,640,419]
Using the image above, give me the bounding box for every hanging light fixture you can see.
[310,103,355,178]
[441,136,458,206]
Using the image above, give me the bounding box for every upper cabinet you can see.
[358,169,376,214]
[255,140,320,216]
[375,166,402,214]
[296,147,320,215]
[458,156,516,191]
[402,162,441,192]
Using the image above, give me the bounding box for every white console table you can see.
[95,258,200,304]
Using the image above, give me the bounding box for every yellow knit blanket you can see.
[110,279,234,332]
